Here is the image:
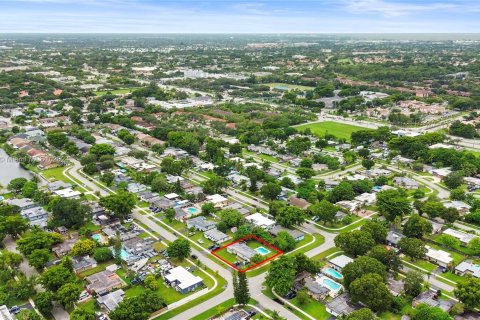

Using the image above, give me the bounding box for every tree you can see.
[201,202,217,216]
[16,309,41,320]
[7,177,28,193]
[202,176,227,194]
[50,197,91,228]
[219,209,245,228]
[40,265,75,291]
[56,282,82,308]
[144,275,158,290]
[276,206,305,228]
[47,131,68,148]
[0,215,29,238]
[100,191,136,220]
[296,167,315,180]
[164,208,176,222]
[376,189,412,221]
[437,234,461,248]
[329,181,355,203]
[100,172,115,186]
[17,228,62,256]
[274,231,296,252]
[70,308,96,320]
[308,200,338,225]
[412,303,453,320]
[71,239,97,256]
[360,220,387,243]
[22,181,38,198]
[343,308,376,320]
[93,247,113,262]
[342,256,387,289]
[334,230,375,257]
[403,215,433,238]
[234,271,250,305]
[33,291,53,316]
[349,274,392,312]
[361,159,375,170]
[27,248,51,270]
[296,290,309,305]
[167,239,191,261]
[89,143,115,157]
[260,182,282,200]
[404,270,424,297]
[266,255,297,296]
[398,237,427,261]
[455,277,480,310]
[368,245,401,272]
[444,171,464,189]
[467,237,480,255]
[110,289,165,320]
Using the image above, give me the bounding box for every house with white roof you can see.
[455,261,480,278]
[444,201,471,214]
[328,254,354,271]
[354,193,376,206]
[206,194,229,208]
[443,228,476,246]
[425,246,453,268]
[53,188,81,199]
[164,266,203,294]
[204,228,230,244]
[246,213,276,229]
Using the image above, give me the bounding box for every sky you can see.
[0,0,479,33]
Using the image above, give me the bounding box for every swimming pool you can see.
[255,247,270,255]
[319,276,342,291]
[323,267,343,280]
[186,207,199,214]
[91,234,102,242]
[120,249,129,260]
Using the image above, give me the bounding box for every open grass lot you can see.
[94,87,141,96]
[266,82,315,91]
[41,166,68,182]
[294,121,369,141]
[289,295,331,320]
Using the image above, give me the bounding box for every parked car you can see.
[191,254,198,260]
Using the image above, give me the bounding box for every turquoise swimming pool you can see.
[321,277,341,291]
[186,207,199,214]
[255,247,270,255]
[91,234,102,241]
[323,267,343,280]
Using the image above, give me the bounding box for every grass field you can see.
[266,83,315,91]
[94,87,141,96]
[294,121,369,141]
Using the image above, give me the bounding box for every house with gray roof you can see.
[269,226,305,242]
[73,256,98,273]
[326,293,359,317]
[21,205,49,228]
[386,230,406,248]
[97,289,125,312]
[455,261,480,278]
[204,228,230,244]
[328,254,354,271]
[412,290,454,312]
[186,216,216,232]
[227,243,257,261]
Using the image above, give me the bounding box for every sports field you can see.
[294,121,369,141]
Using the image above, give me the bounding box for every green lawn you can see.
[294,121,370,141]
[402,258,437,273]
[94,87,141,96]
[41,166,68,182]
[290,296,331,320]
[266,83,315,91]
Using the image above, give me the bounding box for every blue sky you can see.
[0,0,479,33]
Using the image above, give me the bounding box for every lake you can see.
[0,148,34,187]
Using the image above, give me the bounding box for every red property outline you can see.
[211,234,283,272]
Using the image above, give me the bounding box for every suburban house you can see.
[53,187,81,199]
[328,255,354,271]
[164,266,203,294]
[20,206,49,228]
[303,277,330,301]
[288,195,311,210]
[245,213,275,230]
[6,198,37,210]
[455,261,480,278]
[354,193,376,206]
[73,256,98,273]
[269,225,305,241]
[393,177,419,189]
[443,201,471,215]
[204,228,230,244]
[425,246,453,268]
[412,290,454,312]
[386,231,406,249]
[443,228,476,246]
[186,216,216,232]
[432,168,452,179]
[336,200,360,213]
[86,269,126,295]
[326,293,359,317]
[227,243,257,261]
[97,289,125,312]
[206,194,229,208]
[52,236,79,257]
[0,305,14,320]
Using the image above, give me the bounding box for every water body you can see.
[0,148,33,187]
